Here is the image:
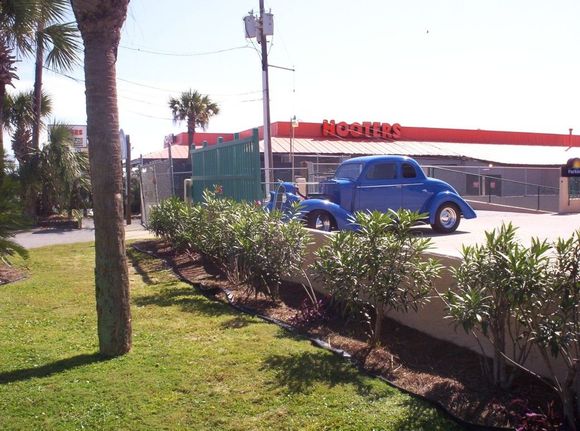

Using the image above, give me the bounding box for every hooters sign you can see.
[322,119,402,140]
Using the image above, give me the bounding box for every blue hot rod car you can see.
[266,155,476,233]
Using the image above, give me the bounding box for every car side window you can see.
[402,163,417,179]
[366,163,397,180]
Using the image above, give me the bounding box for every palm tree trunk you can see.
[0,82,5,175]
[187,117,195,154]
[32,20,45,152]
[72,0,131,357]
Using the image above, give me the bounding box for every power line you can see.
[44,66,261,98]
[119,44,251,57]
[117,77,178,92]
[123,110,173,121]
[42,66,272,113]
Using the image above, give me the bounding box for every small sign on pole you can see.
[561,158,580,177]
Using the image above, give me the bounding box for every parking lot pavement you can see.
[420,210,580,257]
[14,218,153,249]
[14,210,580,256]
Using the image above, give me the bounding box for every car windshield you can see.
[334,163,363,180]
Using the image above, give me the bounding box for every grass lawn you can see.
[0,243,462,430]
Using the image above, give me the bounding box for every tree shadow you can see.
[0,353,110,385]
[219,315,258,330]
[133,285,232,317]
[127,248,158,285]
[260,350,375,396]
[393,395,466,431]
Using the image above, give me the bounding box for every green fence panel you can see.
[190,128,261,203]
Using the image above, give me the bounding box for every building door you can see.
[485,175,502,196]
[466,174,481,196]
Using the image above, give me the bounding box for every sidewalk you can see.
[14,218,153,249]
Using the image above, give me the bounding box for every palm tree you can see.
[31,0,80,151]
[4,89,52,219]
[168,89,220,152]
[36,123,90,216]
[4,89,52,166]
[0,0,37,170]
[71,0,131,357]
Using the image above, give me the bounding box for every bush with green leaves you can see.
[233,203,310,299]
[147,197,198,252]
[194,190,240,277]
[524,232,580,431]
[443,222,550,389]
[0,171,28,264]
[314,209,442,345]
[148,192,311,300]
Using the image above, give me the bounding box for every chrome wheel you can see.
[431,203,461,233]
[439,207,458,229]
[315,214,331,231]
[307,210,335,232]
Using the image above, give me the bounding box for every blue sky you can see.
[10,0,580,156]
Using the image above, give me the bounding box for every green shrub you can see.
[148,197,197,252]
[148,192,311,301]
[443,222,550,389]
[314,209,441,346]
[234,203,310,299]
[524,231,580,430]
[195,190,240,277]
[0,174,28,264]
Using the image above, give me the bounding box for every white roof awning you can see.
[259,138,580,166]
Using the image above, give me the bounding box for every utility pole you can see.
[259,0,273,193]
[125,135,132,225]
[244,4,274,193]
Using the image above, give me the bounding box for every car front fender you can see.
[423,191,477,224]
[298,199,355,230]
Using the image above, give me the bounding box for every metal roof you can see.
[141,144,190,160]
[265,138,580,166]
[140,138,580,166]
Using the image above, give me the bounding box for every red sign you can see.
[322,120,402,140]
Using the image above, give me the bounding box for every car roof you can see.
[341,155,416,164]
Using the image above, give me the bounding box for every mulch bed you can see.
[0,264,27,286]
[133,239,560,429]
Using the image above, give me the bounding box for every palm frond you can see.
[0,0,37,57]
[168,89,220,131]
[35,0,68,24]
[42,22,80,71]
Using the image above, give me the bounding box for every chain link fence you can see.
[270,160,561,212]
[139,159,190,225]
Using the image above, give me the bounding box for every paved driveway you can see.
[421,210,580,257]
[14,218,153,249]
[13,211,580,257]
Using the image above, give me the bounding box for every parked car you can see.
[266,155,476,233]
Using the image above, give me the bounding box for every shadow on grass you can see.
[0,353,110,385]
[394,396,466,431]
[133,285,232,317]
[263,350,464,429]
[127,248,158,285]
[219,315,257,330]
[261,350,374,396]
